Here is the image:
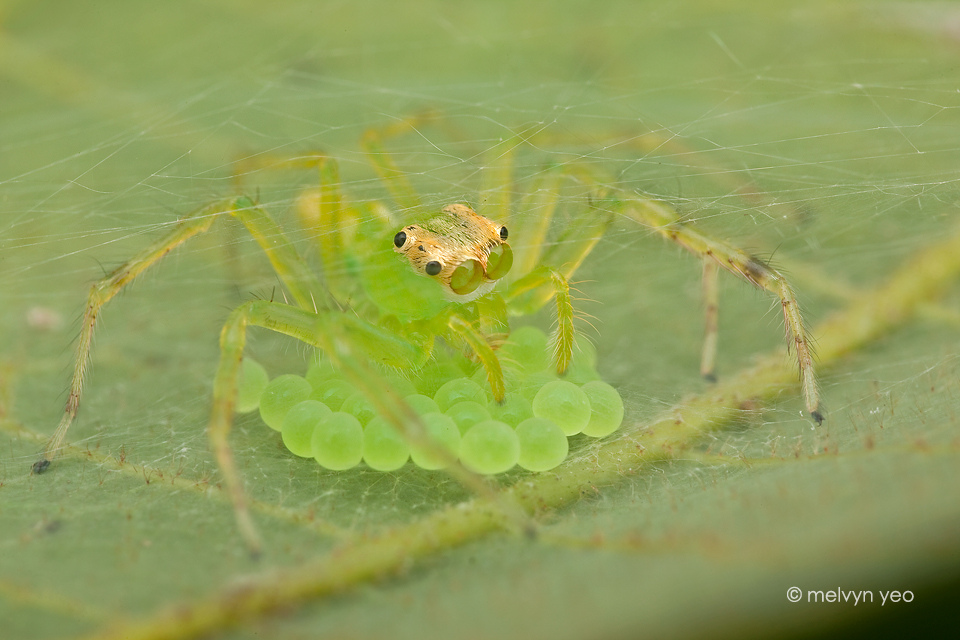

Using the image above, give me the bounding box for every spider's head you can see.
[393,203,513,301]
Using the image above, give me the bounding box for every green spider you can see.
[33,119,822,555]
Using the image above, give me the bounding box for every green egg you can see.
[446,400,491,435]
[305,358,338,388]
[520,370,560,400]
[382,374,418,398]
[341,391,377,426]
[532,380,591,436]
[259,374,312,431]
[460,420,520,475]
[564,361,602,385]
[403,394,441,416]
[363,416,409,472]
[308,378,355,411]
[470,365,489,389]
[415,359,467,396]
[516,417,569,472]
[236,357,269,414]
[488,392,532,427]
[580,380,624,437]
[434,378,487,412]
[409,412,461,470]
[311,411,364,470]
[281,400,332,458]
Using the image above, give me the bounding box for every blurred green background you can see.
[1,1,959,638]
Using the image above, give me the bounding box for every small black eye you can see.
[499,226,508,240]
[425,261,442,276]
[393,231,406,248]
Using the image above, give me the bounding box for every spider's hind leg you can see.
[700,260,720,383]
[623,197,823,424]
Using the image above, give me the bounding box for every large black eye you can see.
[393,231,407,248]
[499,226,508,240]
[425,260,442,276]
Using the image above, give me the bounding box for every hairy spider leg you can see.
[527,127,804,224]
[501,175,614,375]
[463,150,611,380]
[480,135,611,288]
[701,260,720,382]
[511,166,563,279]
[33,196,320,474]
[303,156,351,302]
[486,132,820,421]
[233,108,443,218]
[502,146,821,421]
[233,153,363,305]
[505,267,578,375]
[213,300,525,554]
[622,196,822,424]
[511,165,612,307]
[362,125,424,213]
[448,314,506,402]
[478,131,535,228]
[361,111,533,218]
[473,290,510,348]
[488,146,820,422]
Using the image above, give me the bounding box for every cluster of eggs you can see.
[236,327,623,474]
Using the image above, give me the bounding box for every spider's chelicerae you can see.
[35,119,821,554]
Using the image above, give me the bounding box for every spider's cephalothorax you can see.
[393,204,513,300]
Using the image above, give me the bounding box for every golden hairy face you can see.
[393,203,513,299]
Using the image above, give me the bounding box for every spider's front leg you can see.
[503,189,615,377]
[624,197,823,424]
[33,201,225,474]
[34,196,319,471]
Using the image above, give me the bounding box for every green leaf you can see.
[2,1,959,638]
